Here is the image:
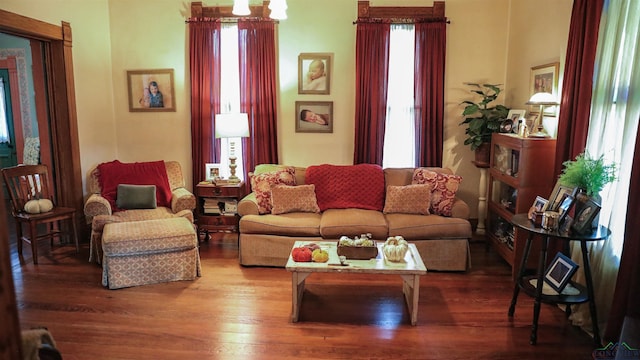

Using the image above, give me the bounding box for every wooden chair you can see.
[2,164,78,264]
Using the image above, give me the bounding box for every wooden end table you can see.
[285,241,427,325]
[508,213,610,345]
[195,182,245,242]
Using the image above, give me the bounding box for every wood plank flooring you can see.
[8,228,600,359]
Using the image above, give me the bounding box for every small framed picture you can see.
[571,198,601,234]
[557,194,575,225]
[532,196,549,213]
[548,181,576,212]
[544,252,579,293]
[530,62,560,116]
[507,109,526,123]
[205,163,222,181]
[127,69,176,112]
[298,53,332,95]
[295,101,333,133]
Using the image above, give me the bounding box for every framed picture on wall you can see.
[529,62,559,116]
[127,69,176,112]
[295,101,333,133]
[298,53,332,95]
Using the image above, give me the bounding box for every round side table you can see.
[507,213,610,345]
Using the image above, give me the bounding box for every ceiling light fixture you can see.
[268,0,288,20]
[232,0,251,16]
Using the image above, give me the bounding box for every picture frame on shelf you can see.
[298,53,332,95]
[507,109,526,123]
[532,196,549,213]
[544,252,579,293]
[548,181,577,212]
[295,101,333,133]
[127,69,176,112]
[529,62,560,116]
[557,194,575,225]
[571,197,601,234]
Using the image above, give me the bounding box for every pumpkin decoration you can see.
[383,236,409,262]
[24,198,54,214]
[311,248,329,263]
[291,246,312,262]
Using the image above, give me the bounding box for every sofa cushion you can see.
[306,164,385,211]
[250,167,297,214]
[97,160,172,211]
[240,213,321,237]
[412,168,462,216]
[116,184,157,210]
[385,213,472,239]
[383,184,432,215]
[319,208,388,239]
[271,184,320,215]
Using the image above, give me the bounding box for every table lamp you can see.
[526,92,559,138]
[215,113,249,184]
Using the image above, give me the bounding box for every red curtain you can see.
[414,21,446,167]
[554,0,604,176]
[353,21,390,165]
[238,19,279,178]
[188,19,222,190]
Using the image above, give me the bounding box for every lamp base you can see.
[528,127,550,138]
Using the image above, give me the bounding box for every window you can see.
[0,76,8,143]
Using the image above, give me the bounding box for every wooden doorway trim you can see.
[0,9,85,237]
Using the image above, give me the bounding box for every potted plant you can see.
[459,83,510,166]
[559,152,617,198]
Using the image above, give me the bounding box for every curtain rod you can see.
[353,18,450,25]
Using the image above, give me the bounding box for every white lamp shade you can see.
[215,113,250,138]
[526,92,558,105]
[268,0,287,20]
[232,0,251,16]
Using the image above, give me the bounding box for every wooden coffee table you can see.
[285,241,427,325]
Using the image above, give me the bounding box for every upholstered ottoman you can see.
[101,217,201,289]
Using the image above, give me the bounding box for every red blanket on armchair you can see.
[97,160,172,211]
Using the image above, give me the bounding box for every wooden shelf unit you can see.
[486,133,556,278]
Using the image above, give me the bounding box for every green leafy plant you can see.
[559,152,617,197]
[459,83,510,151]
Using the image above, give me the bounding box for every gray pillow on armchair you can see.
[116,184,157,209]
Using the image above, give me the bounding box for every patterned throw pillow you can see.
[250,167,296,214]
[383,184,432,215]
[412,169,462,216]
[271,184,320,215]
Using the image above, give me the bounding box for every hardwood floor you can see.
[8,222,599,359]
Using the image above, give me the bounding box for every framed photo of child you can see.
[127,69,176,112]
[298,53,332,95]
[295,101,333,133]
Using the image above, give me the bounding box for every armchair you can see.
[84,160,196,263]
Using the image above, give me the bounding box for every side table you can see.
[508,213,610,345]
[195,182,245,242]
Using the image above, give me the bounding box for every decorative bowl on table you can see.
[382,236,409,262]
[337,234,378,260]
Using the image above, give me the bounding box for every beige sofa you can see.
[238,165,472,271]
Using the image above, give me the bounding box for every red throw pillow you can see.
[412,168,462,216]
[305,164,385,211]
[97,160,172,211]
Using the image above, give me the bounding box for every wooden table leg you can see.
[290,271,310,323]
[530,235,549,345]
[401,274,421,326]
[580,240,602,346]
[509,233,534,317]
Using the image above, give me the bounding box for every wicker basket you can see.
[336,241,378,260]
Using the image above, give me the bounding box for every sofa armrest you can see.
[238,192,259,216]
[171,187,196,213]
[84,194,112,224]
[450,197,470,220]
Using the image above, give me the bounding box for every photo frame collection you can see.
[296,53,334,133]
[127,69,176,112]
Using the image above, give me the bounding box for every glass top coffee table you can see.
[285,241,427,325]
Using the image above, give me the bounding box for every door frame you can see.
[0,9,86,237]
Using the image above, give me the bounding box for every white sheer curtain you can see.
[0,76,9,143]
[569,0,640,339]
[218,23,245,181]
[382,24,415,169]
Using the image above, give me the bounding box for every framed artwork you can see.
[298,53,331,95]
[544,252,579,293]
[529,62,559,116]
[205,163,222,181]
[507,109,526,123]
[295,101,333,133]
[571,198,601,234]
[557,194,575,226]
[548,181,576,212]
[532,196,549,213]
[127,69,176,112]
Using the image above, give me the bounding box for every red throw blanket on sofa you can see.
[97,160,172,211]
[305,164,385,212]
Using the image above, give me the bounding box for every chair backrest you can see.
[1,164,53,214]
[86,161,185,195]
